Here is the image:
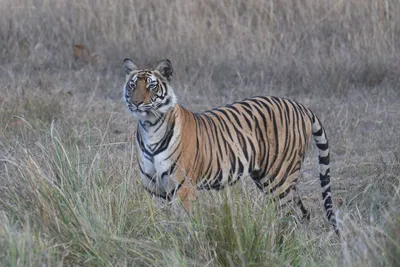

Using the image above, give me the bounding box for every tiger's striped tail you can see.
[312,115,339,236]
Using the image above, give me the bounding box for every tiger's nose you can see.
[132,100,143,106]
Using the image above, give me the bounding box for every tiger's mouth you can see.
[127,103,151,111]
[126,101,154,116]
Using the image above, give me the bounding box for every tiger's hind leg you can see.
[275,187,311,228]
[250,168,310,223]
[250,169,296,210]
[294,190,311,222]
[278,171,311,223]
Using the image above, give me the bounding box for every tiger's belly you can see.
[195,158,254,190]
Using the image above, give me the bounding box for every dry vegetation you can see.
[1,0,400,266]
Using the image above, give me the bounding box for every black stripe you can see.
[154,113,167,132]
[215,109,235,141]
[247,100,268,173]
[294,103,309,142]
[205,115,224,161]
[266,105,279,174]
[227,145,236,183]
[208,111,227,132]
[207,117,225,161]
[166,179,185,201]
[206,112,230,155]
[320,170,331,188]
[219,110,249,160]
[139,164,155,182]
[198,158,222,190]
[228,175,242,186]
[192,115,202,173]
[237,159,244,176]
[313,128,323,136]
[247,136,256,173]
[161,160,178,179]
[210,160,223,190]
[226,104,242,115]
[202,159,213,181]
[316,143,329,150]
[164,141,181,161]
[152,121,175,156]
[202,116,217,160]
[267,153,299,192]
[136,130,154,162]
[270,98,284,126]
[278,186,294,200]
[319,155,329,165]
[240,106,254,128]
[254,181,263,190]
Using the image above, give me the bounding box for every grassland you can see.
[0,0,400,266]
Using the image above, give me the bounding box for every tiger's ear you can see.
[124,58,138,76]
[155,59,173,81]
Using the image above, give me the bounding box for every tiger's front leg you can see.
[141,160,197,212]
[169,168,197,213]
[175,178,197,212]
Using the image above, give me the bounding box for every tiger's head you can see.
[123,58,177,120]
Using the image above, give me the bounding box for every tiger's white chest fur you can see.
[135,117,182,196]
[137,151,177,194]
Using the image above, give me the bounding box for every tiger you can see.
[123,58,339,235]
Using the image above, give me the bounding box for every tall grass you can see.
[1,0,400,266]
[0,125,322,266]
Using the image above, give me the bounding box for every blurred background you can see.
[0,0,399,266]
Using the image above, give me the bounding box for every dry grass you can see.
[1,0,400,266]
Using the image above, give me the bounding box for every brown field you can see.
[0,0,399,266]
